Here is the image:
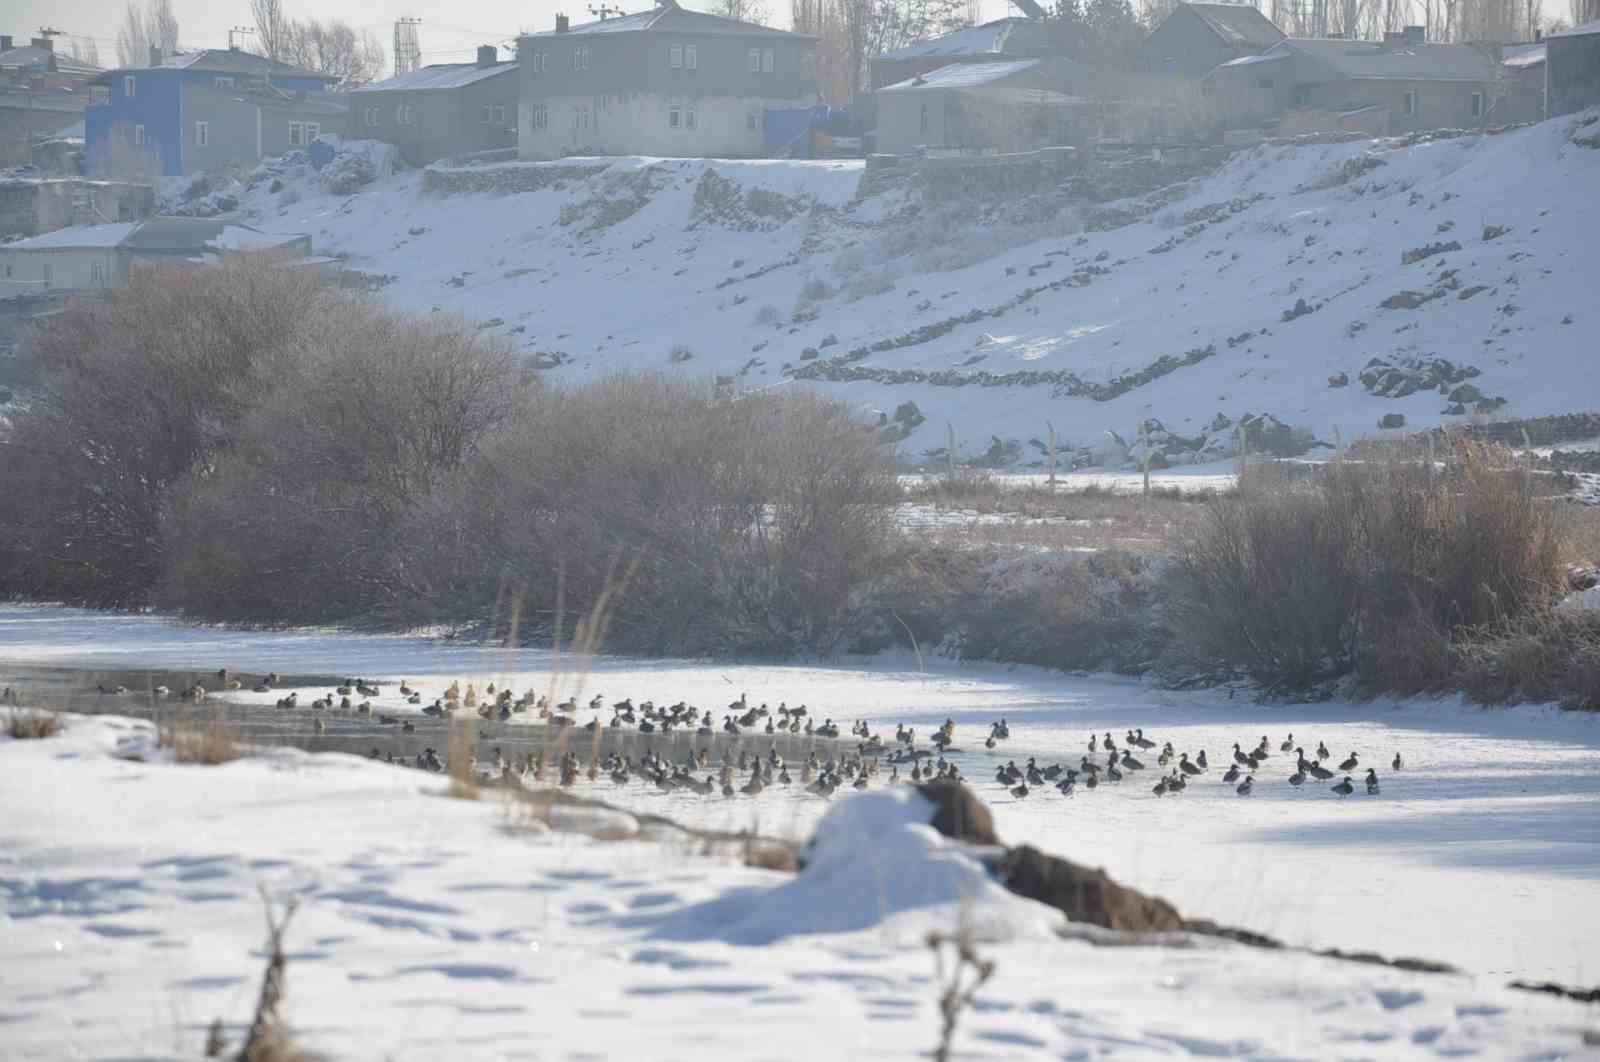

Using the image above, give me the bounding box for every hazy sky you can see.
[16,0,1012,73]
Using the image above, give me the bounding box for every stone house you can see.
[0,35,103,168]
[0,176,154,239]
[0,215,310,296]
[1548,20,1600,116]
[516,0,818,161]
[1203,30,1511,136]
[1138,2,1286,78]
[350,46,518,166]
[85,46,342,177]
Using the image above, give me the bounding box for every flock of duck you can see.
[86,673,1399,802]
[990,728,1394,800]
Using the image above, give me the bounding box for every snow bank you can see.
[645,789,1056,945]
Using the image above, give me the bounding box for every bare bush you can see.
[5,709,61,739]
[0,257,332,606]
[1455,612,1600,711]
[1167,445,1566,690]
[159,707,243,764]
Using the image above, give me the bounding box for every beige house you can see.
[1204,30,1512,136]
[0,215,309,296]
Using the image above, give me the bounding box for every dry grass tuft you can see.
[5,709,61,739]
[446,716,479,801]
[159,708,243,765]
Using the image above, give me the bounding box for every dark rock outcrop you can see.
[999,844,1184,933]
[916,780,1001,846]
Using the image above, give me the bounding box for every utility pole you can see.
[228,26,255,51]
[393,18,422,76]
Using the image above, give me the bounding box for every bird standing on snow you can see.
[1235,775,1253,797]
[1365,768,1380,795]
[1338,752,1359,772]
[1392,752,1403,771]
[1332,776,1355,796]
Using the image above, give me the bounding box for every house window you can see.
[748,48,761,72]
[762,48,774,73]
[124,75,136,97]
[572,46,589,71]
[91,261,105,286]
[493,104,506,123]
[42,262,52,287]
[289,122,302,146]
[482,104,493,123]
[919,103,929,134]
[1404,89,1417,116]
[133,124,145,146]
[306,122,319,141]
[685,44,697,70]
[533,50,544,73]
[685,103,697,129]
[531,103,548,129]
[366,105,380,126]
[195,120,208,146]
[669,104,681,128]
[1471,91,1483,118]
[670,43,683,68]
[213,76,235,88]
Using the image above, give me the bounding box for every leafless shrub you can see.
[752,303,781,326]
[5,709,60,739]
[236,888,310,1062]
[797,276,835,304]
[1455,612,1600,711]
[159,707,243,765]
[927,924,995,1062]
[1167,444,1565,690]
[0,257,332,606]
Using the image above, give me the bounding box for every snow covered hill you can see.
[222,111,1600,465]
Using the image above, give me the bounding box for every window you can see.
[289,122,302,146]
[572,46,589,71]
[91,261,105,286]
[212,75,235,88]
[685,103,697,129]
[670,43,683,68]
[42,262,52,287]
[571,104,589,132]
[396,104,405,124]
[685,44,697,70]
[762,48,774,73]
[124,74,135,97]
[482,104,493,123]
[365,105,379,126]
[1404,89,1417,116]
[133,124,145,146]
[289,121,320,145]
[306,122,319,141]
[919,102,929,134]
[1292,83,1309,106]
[1470,91,1483,118]
[748,48,761,72]
[669,104,681,128]
[534,103,549,129]
[195,120,208,146]
[493,104,506,124]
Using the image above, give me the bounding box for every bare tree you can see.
[116,0,180,66]
[280,18,386,87]
[148,0,180,53]
[792,0,853,100]
[251,0,290,60]
[711,0,773,23]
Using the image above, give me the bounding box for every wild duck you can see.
[1280,733,1295,752]
[1133,729,1155,749]
[1152,776,1168,797]
[1232,744,1252,767]
[1088,733,1098,752]
[1316,741,1330,760]
[1222,763,1241,784]
[1120,750,1145,771]
[1083,770,1098,790]
[1337,752,1359,772]
[1178,753,1202,776]
[1010,783,1029,799]
[1196,750,1208,770]
[152,685,170,696]
[1307,760,1334,781]
[1331,775,1354,796]
[1288,767,1305,787]
[1235,775,1253,797]
[1392,752,1403,771]
[1365,768,1379,795]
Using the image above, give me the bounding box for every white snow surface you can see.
[3,604,1598,996]
[4,708,1598,1061]
[231,112,1600,463]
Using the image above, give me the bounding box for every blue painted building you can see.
[86,46,337,177]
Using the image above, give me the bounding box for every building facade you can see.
[84,47,339,177]
[0,34,103,168]
[1205,32,1510,136]
[517,0,818,161]
[1548,21,1600,117]
[1138,3,1286,78]
[350,47,518,166]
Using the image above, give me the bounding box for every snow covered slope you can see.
[228,112,1600,464]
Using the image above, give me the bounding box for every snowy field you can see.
[3,601,1597,1019]
[223,111,1600,465]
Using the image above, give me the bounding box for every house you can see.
[1139,3,1286,79]
[0,34,104,168]
[350,46,517,166]
[84,46,342,177]
[1203,30,1510,136]
[1499,40,1546,122]
[1548,20,1600,116]
[0,176,154,239]
[0,215,310,296]
[871,18,1065,91]
[516,0,818,161]
[875,59,1094,155]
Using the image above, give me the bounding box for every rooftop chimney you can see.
[149,44,162,66]
[477,43,498,67]
[0,36,13,53]
[556,13,570,32]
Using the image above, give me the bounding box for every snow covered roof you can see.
[3,222,137,250]
[1549,19,1600,38]
[524,5,811,40]
[1218,51,1290,67]
[879,18,1034,61]
[879,59,1041,93]
[1269,38,1505,82]
[0,43,103,78]
[1178,3,1286,48]
[352,62,516,94]
[3,218,306,254]
[1500,42,1546,68]
[98,48,336,82]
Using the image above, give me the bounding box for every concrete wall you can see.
[0,179,153,237]
[0,246,124,296]
[182,86,258,175]
[520,91,794,159]
[1550,31,1600,116]
[876,86,1086,155]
